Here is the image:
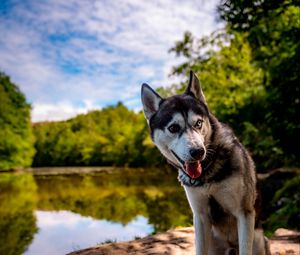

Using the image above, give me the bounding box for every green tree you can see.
[217,0,300,165]
[167,30,265,120]
[32,103,162,167]
[164,1,299,170]
[0,73,35,170]
[166,30,282,170]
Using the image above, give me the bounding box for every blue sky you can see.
[0,0,221,122]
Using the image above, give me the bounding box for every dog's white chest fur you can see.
[183,175,244,216]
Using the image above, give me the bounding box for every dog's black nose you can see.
[190,148,204,160]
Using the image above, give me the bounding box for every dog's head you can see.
[141,71,213,179]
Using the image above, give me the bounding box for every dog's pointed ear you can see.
[186,71,206,104]
[141,83,163,120]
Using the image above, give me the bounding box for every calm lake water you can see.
[0,167,192,255]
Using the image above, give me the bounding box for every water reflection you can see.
[34,168,192,230]
[0,173,37,255]
[0,168,192,254]
[25,211,153,255]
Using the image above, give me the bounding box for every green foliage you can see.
[168,30,265,119]
[33,103,163,167]
[264,175,300,233]
[238,122,284,169]
[217,0,300,166]
[165,1,299,170]
[0,73,35,170]
[0,173,37,255]
[166,30,275,169]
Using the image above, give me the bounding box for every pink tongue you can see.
[185,161,202,179]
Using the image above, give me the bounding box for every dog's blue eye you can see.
[194,119,203,129]
[168,124,180,133]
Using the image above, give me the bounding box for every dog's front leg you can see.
[237,211,255,255]
[184,186,211,255]
[194,213,211,255]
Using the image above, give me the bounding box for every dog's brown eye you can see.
[194,119,203,129]
[168,124,180,133]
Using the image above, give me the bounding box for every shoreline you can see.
[25,166,124,175]
[1,166,155,175]
[1,166,298,177]
[67,227,300,255]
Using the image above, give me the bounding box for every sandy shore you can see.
[68,227,299,255]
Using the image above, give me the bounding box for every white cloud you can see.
[31,101,97,122]
[0,0,222,122]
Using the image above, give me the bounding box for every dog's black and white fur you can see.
[141,71,270,255]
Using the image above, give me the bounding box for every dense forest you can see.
[0,0,299,172]
[0,73,35,171]
[32,103,162,167]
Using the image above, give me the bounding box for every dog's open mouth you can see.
[171,150,202,179]
[185,161,202,179]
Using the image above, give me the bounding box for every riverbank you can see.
[24,166,121,175]
[17,166,171,175]
[68,227,299,255]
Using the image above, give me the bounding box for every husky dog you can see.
[141,71,270,255]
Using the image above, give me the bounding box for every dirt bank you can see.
[68,227,299,255]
